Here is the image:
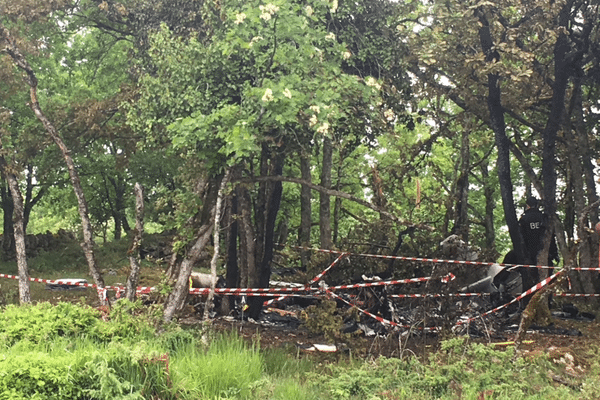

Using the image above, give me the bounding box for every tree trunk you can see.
[541,2,571,236]
[480,161,496,250]
[320,136,333,249]
[248,144,285,319]
[571,77,599,295]
[163,219,214,322]
[226,179,239,289]
[8,176,30,303]
[109,175,130,240]
[203,170,230,320]
[536,1,573,293]
[2,165,31,303]
[1,184,14,257]
[1,24,108,305]
[475,9,525,262]
[23,164,46,232]
[125,183,144,302]
[222,181,239,314]
[299,152,312,269]
[453,129,470,242]
[238,184,256,289]
[163,172,222,322]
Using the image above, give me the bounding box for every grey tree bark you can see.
[453,129,470,242]
[7,174,30,303]
[1,24,108,305]
[0,154,31,304]
[299,152,312,269]
[475,8,526,265]
[203,170,230,321]
[126,183,144,301]
[163,218,214,322]
[319,136,333,249]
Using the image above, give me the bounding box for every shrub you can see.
[0,352,83,400]
[0,302,101,346]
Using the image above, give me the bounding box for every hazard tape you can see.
[455,271,562,327]
[307,252,348,285]
[1,242,597,333]
[328,273,455,291]
[389,292,488,298]
[0,273,123,292]
[280,244,588,271]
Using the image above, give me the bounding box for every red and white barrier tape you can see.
[279,244,586,271]
[307,252,348,285]
[0,273,123,292]
[328,273,455,291]
[455,270,562,327]
[1,241,598,333]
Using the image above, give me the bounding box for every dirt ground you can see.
[179,300,600,369]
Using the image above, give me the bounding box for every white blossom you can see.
[384,109,395,121]
[330,0,338,13]
[317,122,330,134]
[365,76,382,90]
[262,88,274,102]
[310,105,321,114]
[283,88,292,99]
[249,36,263,47]
[305,5,313,16]
[313,47,324,62]
[260,4,279,20]
[309,115,318,127]
[325,32,336,41]
[234,12,247,24]
[342,51,352,60]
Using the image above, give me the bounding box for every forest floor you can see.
[178,299,600,371]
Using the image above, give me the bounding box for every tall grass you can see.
[171,331,264,399]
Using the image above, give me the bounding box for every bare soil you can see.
[179,301,600,368]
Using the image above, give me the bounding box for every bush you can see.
[0,352,83,400]
[0,302,101,346]
[0,301,158,346]
[0,340,175,399]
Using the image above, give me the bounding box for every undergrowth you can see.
[0,302,599,399]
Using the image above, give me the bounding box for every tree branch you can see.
[236,175,435,231]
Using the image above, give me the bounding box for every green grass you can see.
[0,301,599,399]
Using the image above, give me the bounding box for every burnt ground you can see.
[178,295,600,369]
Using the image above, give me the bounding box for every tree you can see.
[130,0,394,320]
[1,20,109,305]
[398,0,600,293]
